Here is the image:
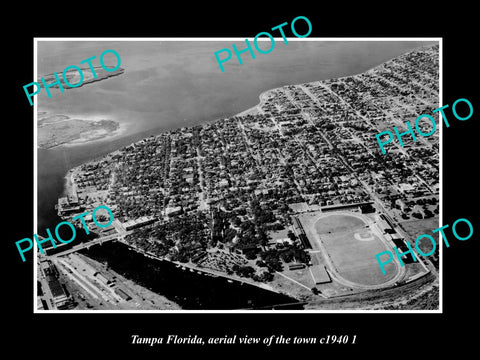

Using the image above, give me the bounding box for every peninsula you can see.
[39,66,125,90]
[37,112,120,149]
[42,44,440,311]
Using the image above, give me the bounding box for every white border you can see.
[33,37,443,314]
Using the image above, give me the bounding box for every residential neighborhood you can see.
[51,44,439,309]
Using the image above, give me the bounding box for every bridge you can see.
[46,232,126,258]
[45,219,132,258]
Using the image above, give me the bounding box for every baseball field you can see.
[312,213,400,286]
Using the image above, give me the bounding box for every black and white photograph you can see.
[33,39,441,312]
[6,5,478,356]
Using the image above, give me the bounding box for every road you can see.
[47,232,122,258]
[37,259,56,310]
[45,219,132,258]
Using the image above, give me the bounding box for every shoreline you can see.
[233,90,269,117]
[46,43,439,309]
[120,240,294,301]
[39,67,125,91]
[38,117,126,150]
[231,43,438,120]
[62,123,126,148]
[47,44,437,156]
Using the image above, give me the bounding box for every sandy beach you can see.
[37,114,124,150]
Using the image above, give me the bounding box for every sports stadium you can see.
[299,211,405,290]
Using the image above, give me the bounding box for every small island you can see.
[39,66,125,90]
[38,112,120,149]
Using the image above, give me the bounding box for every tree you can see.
[234,265,255,278]
[257,230,270,247]
[423,209,433,218]
[231,216,242,227]
[412,212,423,219]
[256,260,267,267]
[256,271,274,282]
[287,230,297,241]
[293,248,311,264]
[245,250,257,260]
[260,249,283,272]
[280,250,294,263]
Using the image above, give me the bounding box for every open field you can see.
[399,217,440,256]
[399,217,440,245]
[399,216,440,272]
